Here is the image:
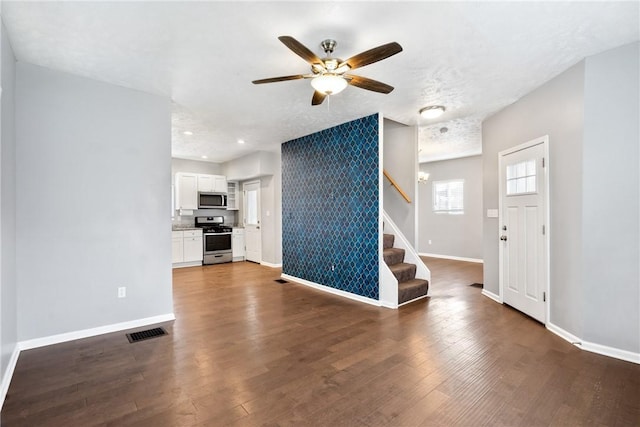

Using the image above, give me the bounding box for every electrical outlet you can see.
[118,287,126,298]
[428,240,432,245]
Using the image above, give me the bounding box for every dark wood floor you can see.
[2,258,639,426]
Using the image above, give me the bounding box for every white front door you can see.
[499,136,548,323]
[243,181,262,263]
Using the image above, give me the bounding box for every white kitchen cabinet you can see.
[183,230,203,262]
[232,228,245,261]
[172,231,184,263]
[227,181,239,210]
[172,229,203,267]
[213,175,228,193]
[176,173,198,210]
[197,175,214,192]
[196,174,227,193]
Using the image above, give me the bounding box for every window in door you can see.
[506,159,537,195]
[246,189,258,225]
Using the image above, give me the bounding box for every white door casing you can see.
[243,180,262,263]
[498,136,549,324]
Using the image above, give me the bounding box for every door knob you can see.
[500,235,507,241]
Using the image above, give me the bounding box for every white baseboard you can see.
[0,345,20,411]
[398,294,429,307]
[419,253,483,263]
[261,261,282,268]
[19,313,176,351]
[281,274,381,307]
[546,322,581,345]
[546,322,640,365]
[172,261,202,269]
[581,341,640,364]
[380,300,398,309]
[481,289,502,303]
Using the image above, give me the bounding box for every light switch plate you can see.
[487,209,499,218]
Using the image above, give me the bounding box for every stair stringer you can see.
[380,259,398,309]
[382,211,431,294]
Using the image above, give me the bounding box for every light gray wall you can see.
[224,151,277,181]
[383,119,417,245]
[418,155,483,260]
[171,158,221,178]
[259,152,282,265]
[15,63,173,341]
[225,150,282,265]
[483,61,585,337]
[0,19,17,383]
[582,42,639,353]
[483,42,640,355]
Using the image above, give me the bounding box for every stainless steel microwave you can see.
[198,192,227,209]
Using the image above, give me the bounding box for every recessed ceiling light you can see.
[201,155,208,159]
[237,139,245,144]
[419,105,446,119]
[183,131,193,136]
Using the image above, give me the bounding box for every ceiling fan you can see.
[252,36,403,105]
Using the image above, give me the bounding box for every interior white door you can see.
[499,138,548,323]
[243,181,262,263]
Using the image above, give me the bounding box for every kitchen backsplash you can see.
[173,209,237,227]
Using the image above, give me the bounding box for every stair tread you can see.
[398,278,429,304]
[383,248,405,265]
[389,262,417,283]
[383,248,403,254]
[399,278,429,288]
[388,262,415,272]
[383,233,395,249]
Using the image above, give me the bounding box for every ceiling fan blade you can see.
[252,75,305,84]
[347,75,394,94]
[312,91,327,106]
[278,36,323,65]
[340,42,403,70]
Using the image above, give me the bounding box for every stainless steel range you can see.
[195,216,233,265]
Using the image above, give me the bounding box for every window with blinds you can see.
[433,179,464,214]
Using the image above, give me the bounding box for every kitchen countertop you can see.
[172,226,200,231]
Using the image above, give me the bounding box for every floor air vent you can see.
[126,327,168,343]
[274,279,288,284]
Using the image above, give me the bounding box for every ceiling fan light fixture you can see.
[419,105,446,119]
[311,74,348,95]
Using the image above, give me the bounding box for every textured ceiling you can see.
[2,1,638,164]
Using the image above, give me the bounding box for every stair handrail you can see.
[383,169,411,203]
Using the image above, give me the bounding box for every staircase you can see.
[383,233,429,305]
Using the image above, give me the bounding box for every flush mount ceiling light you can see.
[310,74,348,96]
[419,105,446,119]
[201,155,208,159]
[237,139,245,144]
[183,130,193,136]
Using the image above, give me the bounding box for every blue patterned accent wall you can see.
[281,114,380,300]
